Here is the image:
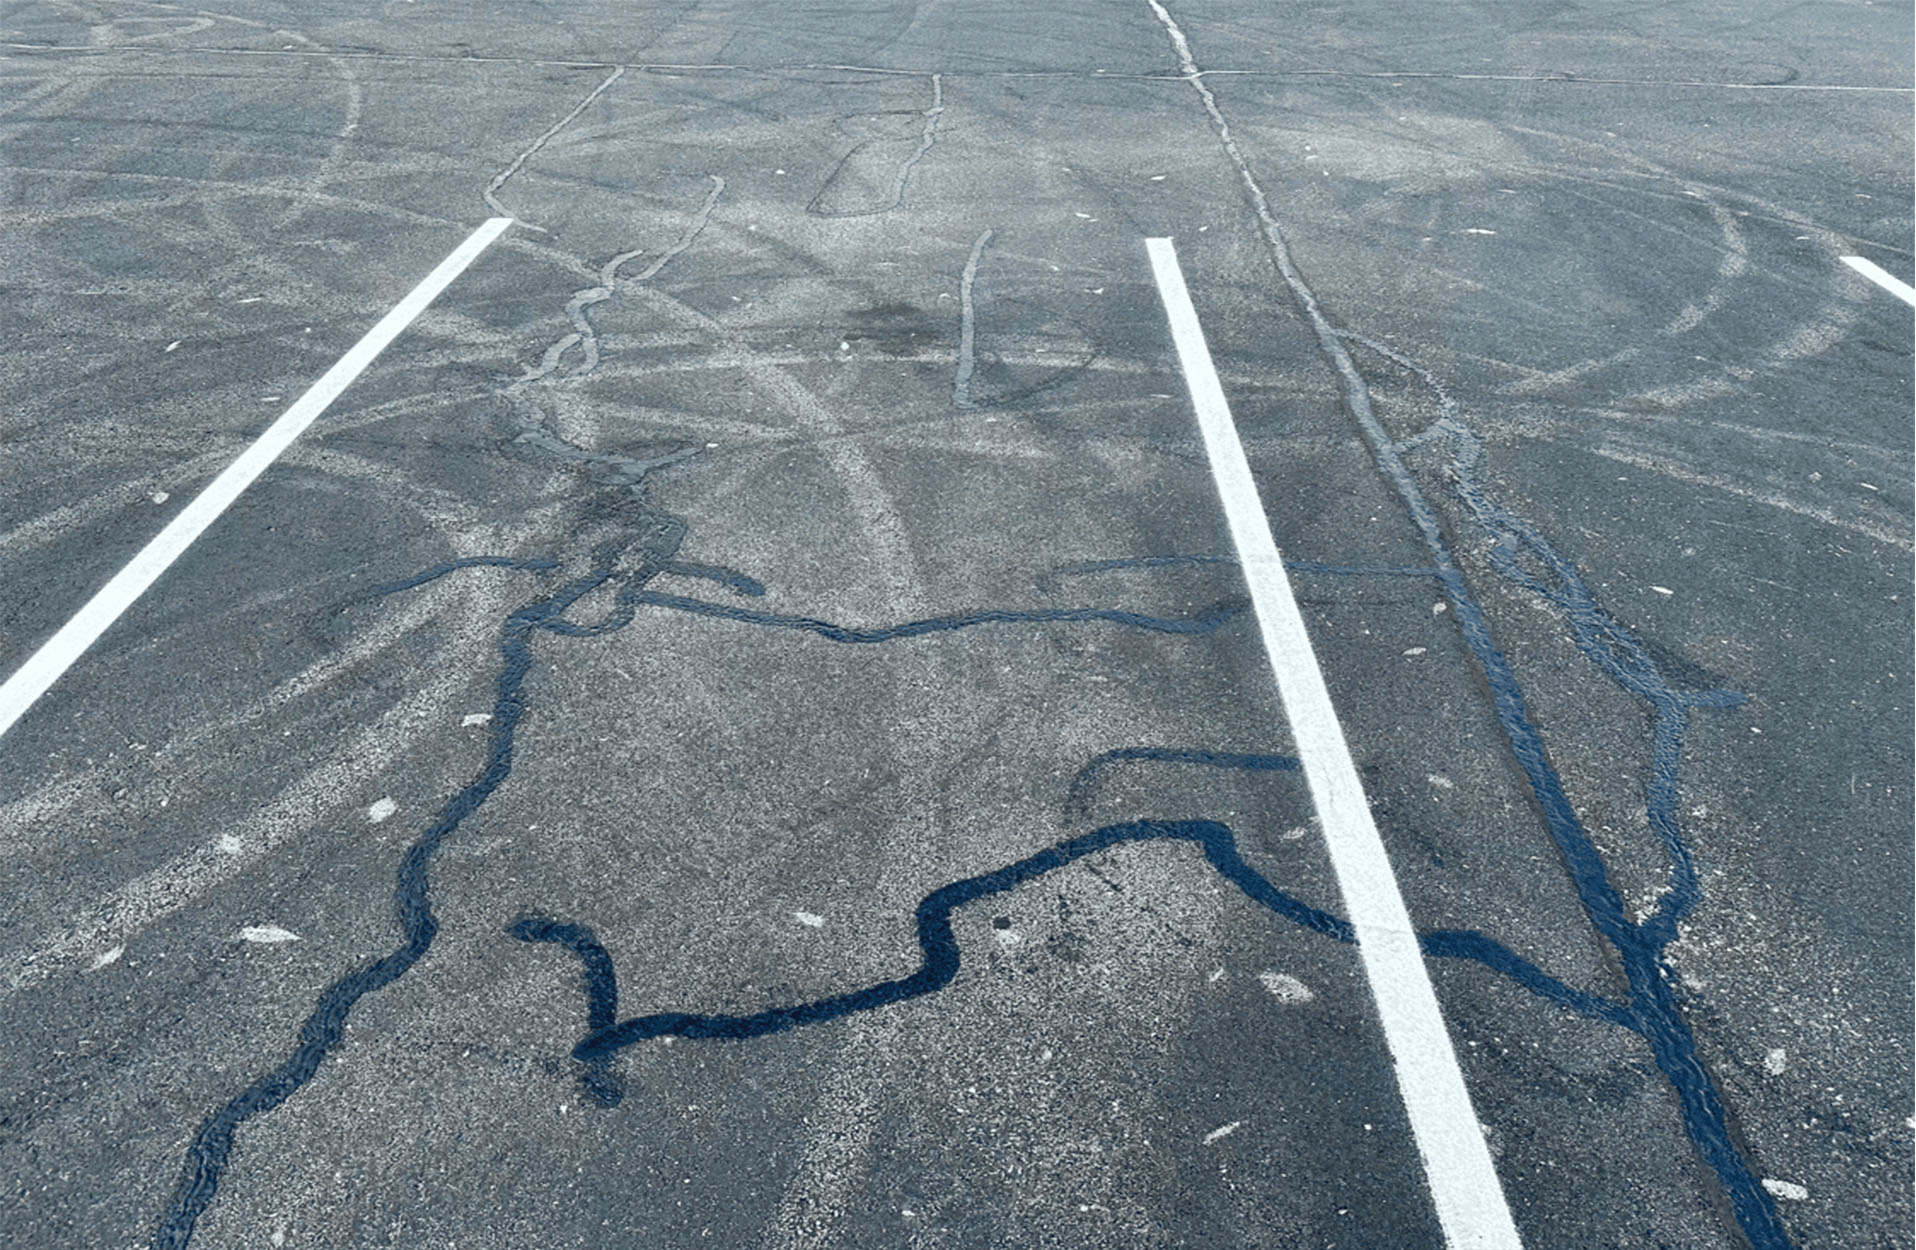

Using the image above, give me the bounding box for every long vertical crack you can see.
[504,175,726,489]
[893,72,946,206]
[1140,1,1792,1246]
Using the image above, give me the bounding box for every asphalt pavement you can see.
[1,2,1911,1248]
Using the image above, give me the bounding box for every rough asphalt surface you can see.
[1,2,1911,1248]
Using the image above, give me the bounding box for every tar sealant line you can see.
[1840,255,1916,307]
[1145,237,1522,1250]
[0,217,514,743]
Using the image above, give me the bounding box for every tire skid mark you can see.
[621,285,932,610]
[1461,408,1913,551]
[1491,130,1861,410]
[268,32,363,233]
[0,570,507,1001]
[1143,1,1789,1243]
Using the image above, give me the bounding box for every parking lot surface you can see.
[1,3,1911,1248]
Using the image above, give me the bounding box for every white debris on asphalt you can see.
[1258,971,1314,1004]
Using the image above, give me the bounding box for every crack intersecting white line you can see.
[482,64,625,229]
[1141,3,1523,1245]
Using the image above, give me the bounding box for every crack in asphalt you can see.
[1143,1,1785,1241]
[10,42,1908,93]
[807,73,945,217]
[953,227,993,408]
[482,64,626,229]
[146,518,1262,1248]
[513,754,1628,1107]
[501,175,726,493]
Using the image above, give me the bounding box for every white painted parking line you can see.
[1146,236,1522,1250]
[0,217,514,742]
[1840,255,1916,307]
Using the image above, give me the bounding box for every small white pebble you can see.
[1258,971,1314,1004]
[1764,1047,1788,1075]
[461,713,491,728]
[367,797,397,823]
[165,340,182,352]
[1860,481,1880,491]
[149,491,170,504]
[1652,585,1674,596]
[1761,1178,1808,1202]
[1074,212,1092,218]
[1203,1120,1241,1144]
[89,945,125,971]
[1403,646,1426,656]
[1149,174,1167,181]
[1464,228,1497,235]
[1432,602,1447,615]
[240,925,300,944]
[838,340,850,351]
[794,910,825,928]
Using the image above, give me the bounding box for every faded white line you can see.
[1147,236,1521,1250]
[0,217,513,742]
[1840,255,1916,307]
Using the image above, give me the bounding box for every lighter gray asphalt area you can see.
[0,3,1911,1250]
